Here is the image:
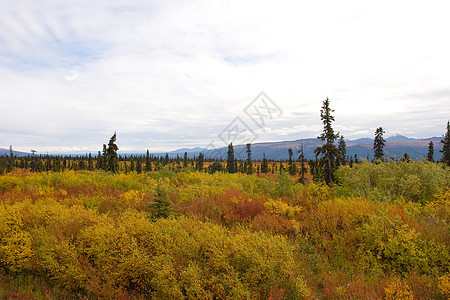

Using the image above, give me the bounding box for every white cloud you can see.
[0,0,449,152]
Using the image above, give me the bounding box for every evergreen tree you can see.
[427,141,434,162]
[338,135,346,166]
[196,153,204,171]
[101,145,107,170]
[246,143,253,175]
[183,152,188,169]
[373,127,386,161]
[298,143,307,184]
[149,184,173,219]
[261,153,269,174]
[106,132,119,173]
[145,150,152,172]
[164,153,169,166]
[88,153,94,171]
[440,121,450,166]
[130,155,135,172]
[226,143,237,173]
[402,153,411,162]
[136,160,142,174]
[314,98,340,185]
[7,145,14,173]
[288,148,295,175]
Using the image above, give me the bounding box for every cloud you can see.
[0,0,449,153]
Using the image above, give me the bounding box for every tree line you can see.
[2,102,449,182]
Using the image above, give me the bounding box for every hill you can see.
[162,135,443,161]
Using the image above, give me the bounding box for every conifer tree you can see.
[145,150,152,172]
[287,148,294,175]
[314,98,340,185]
[338,135,346,166]
[7,145,14,173]
[227,143,237,173]
[130,155,135,172]
[427,141,434,162]
[136,160,142,174]
[373,127,386,161]
[88,153,94,171]
[440,121,450,166]
[183,152,188,169]
[106,132,119,173]
[196,153,204,171]
[164,153,169,166]
[246,143,253,175]
[298,143,307,184]
[149,184,173,219]
[261,153,269,174]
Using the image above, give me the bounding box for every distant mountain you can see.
[385,134,416,142]
[168,135,443,161]
[0,148,30,157]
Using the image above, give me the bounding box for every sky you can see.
[1,0,449,154]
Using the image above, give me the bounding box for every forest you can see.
[0,99,449,299]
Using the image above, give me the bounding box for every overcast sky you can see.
[1,0,449,153]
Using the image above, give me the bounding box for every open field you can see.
[0,160,449,299]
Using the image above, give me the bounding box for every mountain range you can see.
[1,134,444,161]
[161,134,443,161]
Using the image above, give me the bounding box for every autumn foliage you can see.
[0,161,449,299]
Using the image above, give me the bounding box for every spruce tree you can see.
[427,141,434,162]
[145,150,152,172]
[314,98,340,185]
[261,153,269,174]
[373,127,386,161]
[88,153,93,171]
[106,132,119,173]
[130,155,135,172]
[298,143,307,184]
[287,148,294,175]
[196,153,204,171]
[183,152,188,169]
[136,160,142,174]
[227,143,236,173]
[7,145,14,173]
[246,143,253,175]
[149,184,173,219]
[440,121,450,166]
[338,135,346,166]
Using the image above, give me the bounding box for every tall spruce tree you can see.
[288,148,295,175]
[298,143,307,184]
[136,160,142,174]
[196,153,204,171]
[261,153,269,174]
[338,135,346,166]
[314,98,340,185]
[373,127,386,161]
[246,143,254,175]
[427,141,434,162]
[145,150,152,172]
[106,132,119,173]
[440,121,450,166]
[183,152,188,169]
[226,143,236,173]
[7,145,14,173]
[88,153,93,171]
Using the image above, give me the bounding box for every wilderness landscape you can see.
[2,1,450,299]
[1,99,449,299]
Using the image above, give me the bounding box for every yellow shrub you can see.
[264,199,302,219]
